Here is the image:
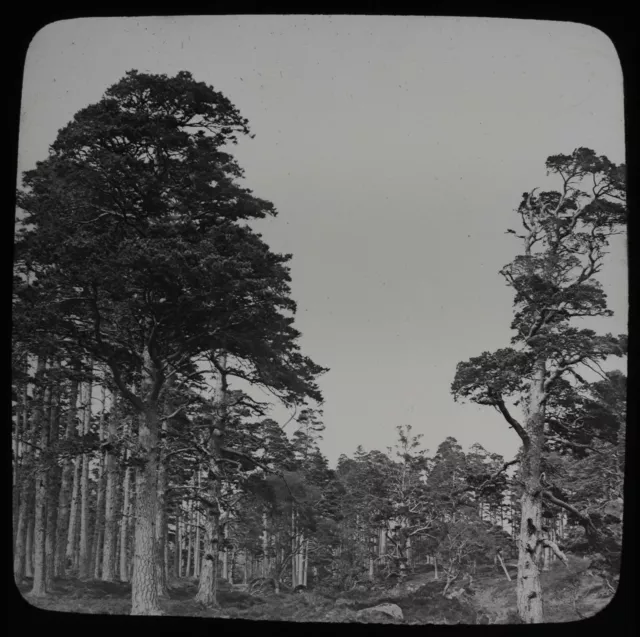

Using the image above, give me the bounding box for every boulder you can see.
[356,603,404,622]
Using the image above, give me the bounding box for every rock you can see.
[356,603,404,622]
[336,598,356,607]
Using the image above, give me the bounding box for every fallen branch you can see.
[541,539,569,567]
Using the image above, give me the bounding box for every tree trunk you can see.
[45,377,61,590]
[78,367,93,579]
[291,508,297,588]
[14,381,33,583]
[101,395,120,581]
[497,551,512,581]
[155,411,169,596]
[195,512,219,605]
[91,385,108,579]
[542,536,551,572]
[164,523,169,584]
[222,523,229,580]
[12,379,24,548]
[194,477,201,578]
[54,370,80,578]
[66,457,81,571]
[303,540,309,587]
[174,507,182,579]
[262,512,269,578]
[243,549,248,585]
[130,402,162,615]
[186,503,193,579]
[297,532,304,586]
[13,486,31,582]
[26,513,35,578]
[30,358,50,597]
[516,358,546,624]
[119,463,132,582]
[195,353,228,607]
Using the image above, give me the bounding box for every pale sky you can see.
[17,16,627,465]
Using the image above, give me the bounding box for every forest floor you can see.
[18,555,614,624]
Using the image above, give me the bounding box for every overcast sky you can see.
[18,16,627,465]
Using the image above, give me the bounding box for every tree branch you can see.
[542,490,598,537]
[541,539,569,567]
[492,395,530,446]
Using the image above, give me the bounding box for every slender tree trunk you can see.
[516,358,546,624]
[222,523,229,580]
[303,539,309,587]
[291,508,297,588]
[26,514,35,578]
[195,354,227,607]
[14,381,33,582]
[102,394,119,581]
[497,551,512,581]
[66,456,81,571]
[12,381,24,547]
[174,507,182,579]
[119,463,132,582]
[186,502,193,578]
[54,370,80,578]
[45,377,61,590]
[30,358,49,597]
[297,532,304,586]
[164,523,169,584]
[262,512,268,578]
[542,533,551,572]
[78,366,93,579]
[155,412,169,596]
[91,385,108,579]
[194,477,201,578]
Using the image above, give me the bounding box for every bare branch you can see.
[492,394,530,446]
[541,539,569,567]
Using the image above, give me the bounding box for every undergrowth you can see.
[17,555,615,624]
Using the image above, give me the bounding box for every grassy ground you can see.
[17,555,615,624]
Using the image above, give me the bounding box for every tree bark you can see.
[78,365,93,579]
[91,385,108,579]
[195,512,219,605]
[54,369,80,578]
[194,474,201,577]
[119,461,132,582]
[155,403,169,596]
[14,379,34,583]
[66,456,81,571]
[222,522,229,581]
[186,501,193,579]
[45,375,61,590]
[262,512,269,578]
[30,358,50,597]
[174,506,182,579]
[130,399,162,615]
[26,512,35,578]
[516,358,546,624]
[497,550,512,581]
[195,353,228,607]
[303,539,309,587]
[101,394,120,581]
